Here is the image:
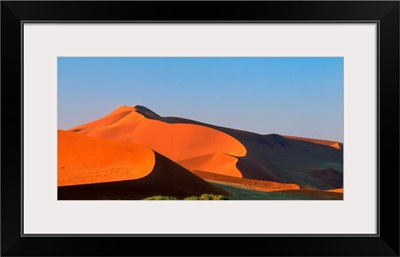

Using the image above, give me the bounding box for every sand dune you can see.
[68,105,343,190]
[58,130,226,199]
[284,135,343,150]
[70,105,246,178]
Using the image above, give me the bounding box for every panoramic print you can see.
[58,57,343,200]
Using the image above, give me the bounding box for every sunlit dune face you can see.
[128,121,247,160]
[69,106,247,177]
[58,130,155,186]
[178,153,242,178]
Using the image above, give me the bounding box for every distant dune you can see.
[68,105,343,190]
[283,135,343,150]
[192,170,300,192]
[58,130,226,199]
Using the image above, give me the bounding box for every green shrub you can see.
[144,195,178,200]
[144,194,228,200]
[212,194,228,200]
[185,194,228,200]
[199,194,214,200]
[183,196,200,200]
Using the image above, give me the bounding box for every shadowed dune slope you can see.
[58,130,226,199]
[69,105,343,190]
[150,111,344,190]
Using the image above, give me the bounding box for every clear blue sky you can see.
[58,57,343,142]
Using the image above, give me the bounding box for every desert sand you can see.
[68,105,343,190]
[58,130,155,186]
[58,130,226,199]
[60,105,344,200]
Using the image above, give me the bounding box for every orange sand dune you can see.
[69,105,343,190]
[69,105,246,178]
[58,130,226,199]
[283,135,343,149]
[192,170,300,192]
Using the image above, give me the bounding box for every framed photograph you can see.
[2,1,399,256]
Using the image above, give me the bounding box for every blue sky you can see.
[58,57,343,142]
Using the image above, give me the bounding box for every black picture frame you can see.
[1,1,399,256]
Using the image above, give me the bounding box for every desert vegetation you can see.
[144,194,228,200]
